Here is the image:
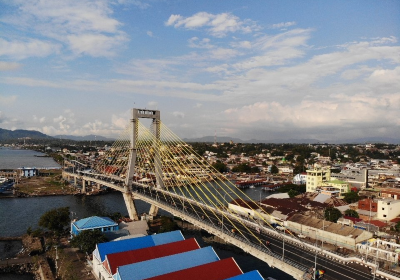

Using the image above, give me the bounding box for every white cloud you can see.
[0,95,17,105]
[0,38,60,60]
[166,12,260,37]
[2,0,127,58]
[67,33,127,57]
[33,115,46,123]
[188,37,214,49]
[0,61,22,71]
[270,21,296,29]
[147,31,154,37]
[173,111,185,118]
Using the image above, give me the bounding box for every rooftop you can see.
[73,216,117,230]
[115,247,219,280]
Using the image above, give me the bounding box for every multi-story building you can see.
[377,199,400,221]
[306,167,331,192]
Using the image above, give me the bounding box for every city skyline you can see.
[1,0,399,142]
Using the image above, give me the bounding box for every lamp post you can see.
[55,246,58,277]
[221,192,233,231]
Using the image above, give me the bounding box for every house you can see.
[18,167,38,177]
[71,216,119,237]
[377,199,400,221]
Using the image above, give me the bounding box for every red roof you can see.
[390,217,400,223]
[367,220,387,228]
[103,238,200,275]
[343,216,362,223]
[144,257,243,280]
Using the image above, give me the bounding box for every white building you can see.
[293,173,307,185]
[377,199,400,221]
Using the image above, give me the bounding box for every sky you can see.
[0,0,399,142]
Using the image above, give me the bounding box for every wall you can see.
[285,221,372,251]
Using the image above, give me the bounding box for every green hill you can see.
[0,128,53,140]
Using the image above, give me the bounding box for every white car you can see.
[298,234,306,239]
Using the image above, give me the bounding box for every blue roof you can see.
[94,230,184,262]
[114,247,219,280]
[225,270,264,280]
[74,216,117,230]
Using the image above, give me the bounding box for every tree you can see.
[344,209,359,218]
[70,230,107,254]
[270,165,279,174]
[212,161,228,173]
[343,191,360,204]
[288,189,299,198]
[324,207,342,223]
[38,207,70,234]
[395,221,400,232]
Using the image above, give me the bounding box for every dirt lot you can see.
[14,170,77,196]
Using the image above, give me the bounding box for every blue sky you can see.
[1,0,399,142]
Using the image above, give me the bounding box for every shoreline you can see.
[0,189,113,199]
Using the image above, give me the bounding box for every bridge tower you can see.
[124,108,163,220]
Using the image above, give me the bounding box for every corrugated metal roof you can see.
[94,230,184,262]
[225,270,264,280]
[104,238,200,275]
[144,257,243,280]
[74,216,117,229]
[313,193,330,203]
[114,247,219,280]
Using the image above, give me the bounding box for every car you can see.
[298,234,306,238]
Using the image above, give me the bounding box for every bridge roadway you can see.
[63,171,394,280]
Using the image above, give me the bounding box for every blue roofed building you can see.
[225,270,265,280]
[113,246,220,280]
[71,216,119,237]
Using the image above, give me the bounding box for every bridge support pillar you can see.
[123,192,139,221]
[82,179,86,193]
[74,176,77,186]
[149,205,159,217]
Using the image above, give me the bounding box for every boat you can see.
[249,185,255,189]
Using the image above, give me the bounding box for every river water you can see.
[0,148,290,279]
[0,147,61,169]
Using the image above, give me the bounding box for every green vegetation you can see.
[70,230,107,254]
[231,163,258,173]
[158,216,179,233]
[38,207,71,235]
[270,165,279,174]
[343,191,360,204]
[212,160,228,173]
[324,207,342,223]
[344,209,359,218]
[276,184,306,194]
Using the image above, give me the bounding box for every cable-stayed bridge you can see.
[63,109,398,280]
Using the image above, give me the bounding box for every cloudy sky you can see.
[1,0,399,142]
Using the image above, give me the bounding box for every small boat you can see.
[249,185,255,189]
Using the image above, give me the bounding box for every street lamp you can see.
[221,192,233,231]
[55,246,59,277]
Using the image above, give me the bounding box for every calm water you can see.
[0,147,60,169]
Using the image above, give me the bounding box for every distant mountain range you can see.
[0,128,52,140]
[0,128,398,144]
[183,136,400,144]
[53,134,115,141]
